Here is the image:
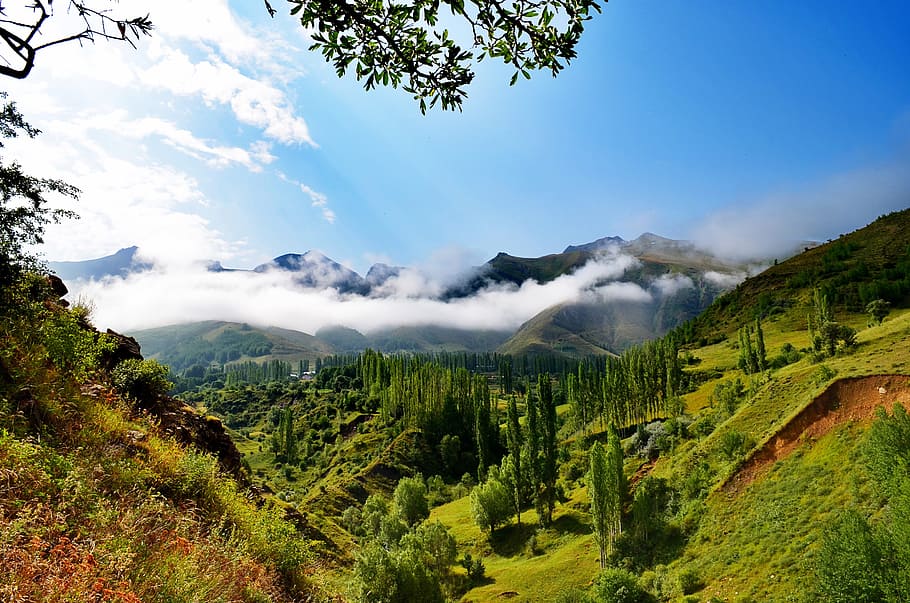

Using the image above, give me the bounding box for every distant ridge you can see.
[49,246,151,282]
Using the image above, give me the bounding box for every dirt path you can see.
[722,374,910,494]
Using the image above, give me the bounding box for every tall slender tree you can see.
[588,441,610,568]
[538,373,558,526]
[755,318,767,371]
[505,396,525,526]
[604,425,625,548]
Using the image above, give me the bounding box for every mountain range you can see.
[51,233,759,360]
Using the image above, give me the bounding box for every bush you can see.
[112,359,173,403]
[554,588,593,603]
[41,307,114,381]
[593,568,655,603]
[678,568,703,595]
[460,553,485,583]
[718,430,753,463]
[814,510,884,602]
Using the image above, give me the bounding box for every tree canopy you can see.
[284,0,603,112]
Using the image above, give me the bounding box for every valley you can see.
[4,210,910,602]
[155,211,910,601]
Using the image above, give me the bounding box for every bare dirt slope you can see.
[723,375,910,493]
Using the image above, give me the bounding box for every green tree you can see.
[403,520,457,577]
[866,298,891,325]
[469,476,512,534]
[284,0,603,112]
[604,425,625,550]
[755,319,767,371]
[354,542,398,603]
[0,93,78,292]
[526,381,541,490]
[505,395,525,526]
[499,453,523,528]
[394,476,429,527]
[588,441,610,568]
[438,434,461,477]
[362,494,390,539]
[537,373,558,525]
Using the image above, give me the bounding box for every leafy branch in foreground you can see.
[283,0,603,113]
[0,1,152,79]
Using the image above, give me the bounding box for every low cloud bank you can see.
[691,158,910,261]
[71,251,710,335]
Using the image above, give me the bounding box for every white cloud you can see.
[276,172,336,223]
[141,47,315,146]
[52,110,276,172]
[8,115,240,266]
[67,253,653,335]
[130,0,294,67]
[703,271,745,289]
[691,158,910,261]
[591,281,653,303]
[651,274,694,297]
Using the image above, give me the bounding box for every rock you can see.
[100,329,143,370]
[141,393,246,484]
[46,274,68,298]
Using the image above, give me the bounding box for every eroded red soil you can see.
[722,374,910,494]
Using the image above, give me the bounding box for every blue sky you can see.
[7,0,910,272]
[6,1,910,284]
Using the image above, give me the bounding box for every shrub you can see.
[593,568,655,603]
[554,588,593,603]
[460,553,485,583]
[718,430,753,463]
[678,568,703,595]
[41,307,114,381]
[112,359,173,403]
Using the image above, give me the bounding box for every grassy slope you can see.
[660,308,910,603]
[131,321,335,370]
[0,317,319,602]
[432,486,601,602]
[419,307,909,602]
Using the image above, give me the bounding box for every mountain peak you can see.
[254,251,369,294]
[563,236,626,254]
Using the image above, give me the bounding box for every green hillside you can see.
[681,209,910,343]
[500,271,725,358]
[131,320,334,371]
[0,278,321,601]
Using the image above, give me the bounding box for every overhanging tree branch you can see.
[283,0,603,113]
[0,1,152,79]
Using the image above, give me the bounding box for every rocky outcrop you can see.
[100,330,142,371]
[145,396,246,483]
[46,274,69,305]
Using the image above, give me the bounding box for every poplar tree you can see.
[538,373,558,526]
[283,406,298,465]
[505,396,525,526]
[588,441,610,568]
[606,425,625,539]
[755,318,767,371]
